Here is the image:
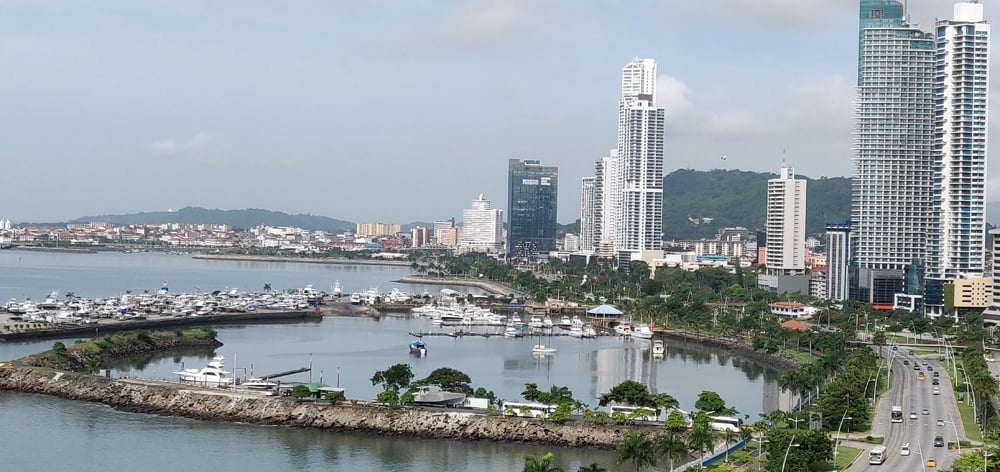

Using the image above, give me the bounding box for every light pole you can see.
[984,449,992,472]
[781,434,800,472]
[873,363,886,405]
[834,411,853,472]
[943,417,962,454]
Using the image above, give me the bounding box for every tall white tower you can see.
[615,58,664,254]
[580,176,596,252]
[765,162,807,275]
[925,1,991,317]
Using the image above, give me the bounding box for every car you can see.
[910,411,918,419]
[933,388,941,395]
[918,373,926,381]
[904,360,911,365]
[933,371,940,377]
[928,458,937,467]
[937,419,945,426]
[927,365,933,371]
[901,443,911,455]
[932,379,940,385]
[892,345,898,351]
[914,365,921,370]
[922,408,930,415]
[934,436,945,447]
[922,360,928,365]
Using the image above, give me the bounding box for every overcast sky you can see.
[2,0,995,224]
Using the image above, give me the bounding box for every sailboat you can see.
[531,330,558,354]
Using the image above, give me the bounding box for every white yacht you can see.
[614,321,633,336]
[582,326,598,339]
[652,339,665,356]
[349,293,362,304]
[503,326,520,338]
[632,325,654,339]
[173,355,233,387]
[532,344,558,354]
[333,280,343,297]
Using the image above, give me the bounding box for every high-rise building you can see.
[852,0,936,306]
[615,58,664,256]
[410,226,428,248]
[355,223,402,237]
[507,159,558,259]
[594,151,618,248]
[925,2,991,317]
[459,194,503,253]
[580,177,596,252]
[764,163,807,275]
[825,220,852,302]
[981,228,1000,325]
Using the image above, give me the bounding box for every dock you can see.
[257,367,311,379]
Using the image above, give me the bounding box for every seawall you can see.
[657,328,800,370]
[396,276,525,297]
[0,367,645,449]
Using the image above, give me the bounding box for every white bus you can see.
[501,402,558,418]
[891,406,903,423]
[709,416,742,432]
[869,445,887,465]
[608,405,661,422]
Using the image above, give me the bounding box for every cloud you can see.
[147,133,229,160]
[656,74,693,115]
[389,0,542,53]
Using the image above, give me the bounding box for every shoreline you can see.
[0,367,656,450]
[191,254,412,267]
[395,276,525,297]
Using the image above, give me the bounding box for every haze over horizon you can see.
[4,1,998,225]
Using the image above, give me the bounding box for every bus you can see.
[501,402,558,418]
[708,416,742,432]
[869,445,887,465]
[608,405,662,422]
[891,406,903,423]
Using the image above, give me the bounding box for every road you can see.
[846,345,966,471]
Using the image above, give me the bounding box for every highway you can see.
[847,344,966,471]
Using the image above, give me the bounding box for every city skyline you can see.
[4,1,998,225]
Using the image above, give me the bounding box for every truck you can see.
[891,405,903,423]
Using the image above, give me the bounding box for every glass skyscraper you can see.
[507,159,558,259]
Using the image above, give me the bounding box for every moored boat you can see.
[173,355,233,387]
[531,344,558,354]
[652,339,665,356]
[409,340,427,357]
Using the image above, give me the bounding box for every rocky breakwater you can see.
[0,367,645,449]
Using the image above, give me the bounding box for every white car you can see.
[901,443,911,456]
[910,411,918,419]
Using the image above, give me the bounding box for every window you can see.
[871,9,884,19]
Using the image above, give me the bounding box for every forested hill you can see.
[71,207,355,233]
[662,169,851,240]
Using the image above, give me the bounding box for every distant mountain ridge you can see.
[71,207,355,233]
[662,169,852,240]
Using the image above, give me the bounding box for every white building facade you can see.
[459,194,503,253]
[580,176,596,252]
[764,163,806,275]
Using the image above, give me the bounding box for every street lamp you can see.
[944,414,963,454]
[834,411,853,472]
[781,434,800,472]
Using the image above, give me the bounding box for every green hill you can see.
[71,207,355,233]
[662,169,851,240]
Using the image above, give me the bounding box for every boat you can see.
[568,325,584,338]
[614,321,633,336]
[409,340,427,357]
[240,377,279,390]
[557,316,572,329]
[503,326,521,338]
[333,280,343,297]
[532,344,559,354]
[349,292,362,304]
[582,326,598,338]
[411,386,466,407]
[173,355,233,387]
[652,339,665,356]
[632,325,654,339]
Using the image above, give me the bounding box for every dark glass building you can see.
[507,159,558,259]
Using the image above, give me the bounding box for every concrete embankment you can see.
[657,329,800,370]
[192,254,411,267]
[0,310,323,343]
[0,367,643,449]
[396,276,525,297]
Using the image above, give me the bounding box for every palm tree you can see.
[720,428,738,462]
[686,424,717,467]
[616,432,657,472]
[263,283,272,292]
[654,431,687,471]
[523,452,563,472]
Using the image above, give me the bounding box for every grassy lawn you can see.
[833,444,863,471]
[778,346,816,365]
[956,394,984,442]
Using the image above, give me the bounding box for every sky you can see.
[2,0,996,225]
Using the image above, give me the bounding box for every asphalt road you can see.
[847,345,966,471]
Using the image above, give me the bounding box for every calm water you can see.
[0,250,788,471]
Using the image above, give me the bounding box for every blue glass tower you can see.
[507,159,558,259]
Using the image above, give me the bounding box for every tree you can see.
[523,383,542,402]
[694,390,727,414]
[686,417,717,466]
[522,452,563,472]
[576,464,607,472]
[665,409,689,431]
[655,431,688,471]
[291,384,312,400]
[872,330,886,357]
[616,432,657,472]
[653,393,679,411]
[599,380,653,407]
[370,364,414,392]
[417,367,472,393]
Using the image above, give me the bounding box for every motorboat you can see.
[532,344,558,354]
[582,326,598,338]
[409,340,428,357]
[614,321,633,336]
[173,355,233,387]
[411,387,466,407]
[528,315,545,329]
[333,280,343,297]
[557,316,573,329]
[568,325,584,338]
[632,325,654,339]
[349,293,362,305]
[652,339,665,356]
[240,377,279,390]
[503,326,521,338]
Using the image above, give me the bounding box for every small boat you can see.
[632,325,654,339]
[333,280,343,297]
[241,377,278,390]
[409,340,428,357]
[568,325,584,338]
[557,316,573,329]
[532,344,558,354]
[582,326,597,339]
[652,339,665,356]
[349,293,362,304]
[614,321,633,336]
[411,386,466,406]
[503,326,521,338]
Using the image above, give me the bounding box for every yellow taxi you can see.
[918,373,926,381]
[927,458,937,467]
